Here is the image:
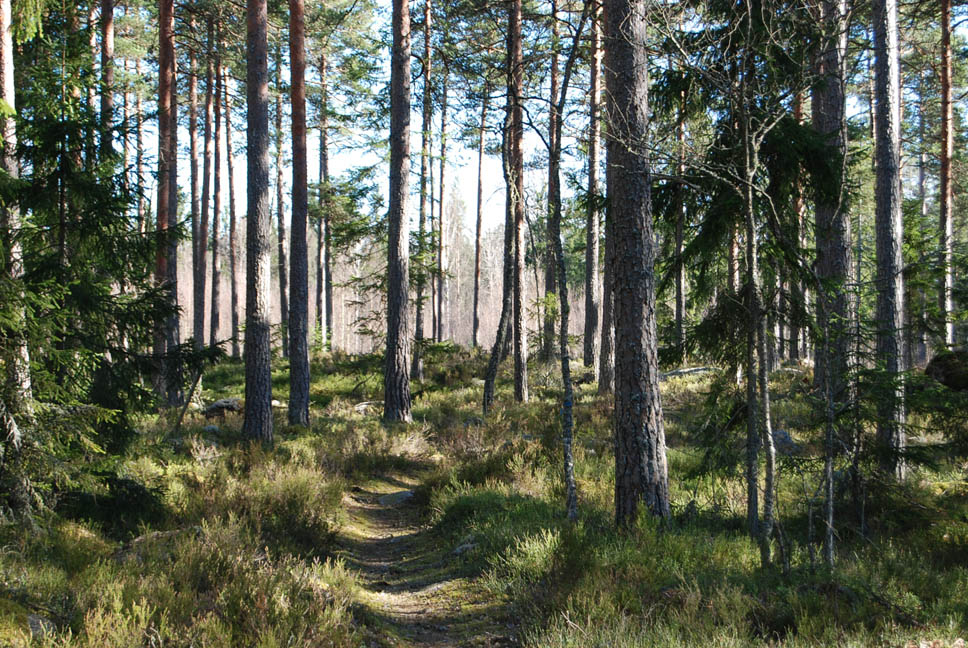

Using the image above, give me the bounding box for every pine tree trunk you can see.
[210,46,222,348]
[674,92,685,356]
[136,59,145,233]
[583,2,601,375]
[87,4,98,163]
[605,0,669,525]
[872,0,906,479]
[100,0,114,156]
[189,38,200,327]
[412,0,432,380]
[542,1,559,363]
[196,20,214,349]
[510,0,528,403]
[275,47,289,358]
[1,0,31,409]
[384,0,413,423]
[812,0,851,404]
[473,86,489,349]
[940,0,954,348]
[243,0,274,443]
[316,52,331,351]
[288,0,310,426]
[437,65,448,342]
[154,0,173,401]
[225,67,241,358]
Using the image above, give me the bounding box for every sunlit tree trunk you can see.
[605,0,669,524]
[473,86,489,348]
[542,0,559,363]
[196,20,214,349]
[412,0,432,380]
[210,46,222,348]
[224,68,241,358]
[275,46,289,358]
[243,0,274,442]
[583,0,601,375]
[317,52,332,351]
[100,0,114,157]
[384,0,413,423]
[511,0,528,403]
[939,0,954,348]
[437,64,448,342]
[136,59,145,233]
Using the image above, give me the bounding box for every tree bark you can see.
[289,0,310,426]
[275,47,289,358]
[154,0,174,402]
[100,0,114,157]
[872,0,906,479]
[473,86,489,349]
[1,0,31,409]
[940,0,954,348]
[195,21,215,349]
[605,0,669,524]
[136,59,145,233]
[510,0,528,403]
[189,36,201,332]
[210,46,222,348]
[243,0,274,443]
[318,53,333,352]
[437,64,448,342]
[384,0,413,423]
[412,0,432,379]
[542,0,559,363]
[584,2,602,374]
[225,67,241,358]
[812,0,851,404]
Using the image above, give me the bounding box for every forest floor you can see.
[339,474,517,647]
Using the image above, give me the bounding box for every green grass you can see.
[2,349,967,647]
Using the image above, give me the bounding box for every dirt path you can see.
[337,475,518,648]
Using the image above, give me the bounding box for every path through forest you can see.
[337,475,519,647]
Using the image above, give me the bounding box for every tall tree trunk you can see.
[674,85,685,355]
[189,37,200,325]
[210,47,222,348]
[87,4,98,163]
[940,0,954,348]
[319,53,333,352]
[437,64,448,342]
[789,94,804,362]
[605,0,669,524]
[136,59,145,233]
[243,0,274,442]
[274,47,289,358]
[542,0,559,363]
[225,68,241,358]
[598,199,615,394]
[872,0,906,479]
[510,0,528,403]
[289,0,310,426]
[195,21,214,349]
[916,72,929,366]
[473,85,489,349]
[412,0,432,380]
[384,0,413,423]
[100,0,114,157]
[584,1,601,374]
[812,0,851,405]
[1,0,31,409]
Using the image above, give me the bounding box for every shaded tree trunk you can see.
[542,0,559,363]
[872,0,906,478]
[196,20,214,349]
[275,47,289,358]
[412,0,432,380]
[225,67,241,358]
[473,86,489,349]
[243,0,274,443]
[384,0,413,423]
[100,0,114,157]
[289,0,310,426]
[583,1,601,375]
[437,64,448,342]
[136,59,145,233]
[210,46,222,348]
[317,53,332,352]
[189,37,201,334]
[940,0,954,348]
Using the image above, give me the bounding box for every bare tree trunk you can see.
[136,59,145,233]
[412,0,432,380]
[196,20,214,349]
[510,0,528,403]
[189,37,201,331]
[317,52,332,351]
[872,0,906,479]
[289,0,310,426]
[473,86,489,349]
[542,0,559,363]
[1,0,31,409]
[789,94,804,362]
[87,4,98,163]
[275,46,289,358]
[812,0,850,403]
[438,64,448,342]
[916,73,928,366]
[243,0,274,442]
[674,95,685,357]
[210,46,222,348]
[605,0,669,525]
[225,67,241,358]
[100,0,114,157]
[384,0,413,423]
[940,0,954,348]
[584,2,602,375]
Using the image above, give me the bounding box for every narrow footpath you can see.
[337,475,518,647]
